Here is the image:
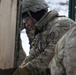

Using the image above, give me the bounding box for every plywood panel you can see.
[0,0,17,69]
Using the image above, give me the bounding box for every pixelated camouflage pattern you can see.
[50,23,76,75]
[20,10,74,75]
[22,0,48,13]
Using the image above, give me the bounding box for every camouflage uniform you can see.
[20,10,74,75]
[50,23,76,75]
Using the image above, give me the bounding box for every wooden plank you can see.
[0,0,17,69]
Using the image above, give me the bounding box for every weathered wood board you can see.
[0,0,17,69]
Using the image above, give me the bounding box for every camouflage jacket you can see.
[50,23,76,75]
[20,10,74,75]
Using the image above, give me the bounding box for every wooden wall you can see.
[0,0,17,69]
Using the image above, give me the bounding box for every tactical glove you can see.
[0,68,17,75]
[12,67,31,75]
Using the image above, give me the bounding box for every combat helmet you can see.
[22,0,48,14]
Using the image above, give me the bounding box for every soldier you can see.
[50,23,76,75]
[12,0,75,75]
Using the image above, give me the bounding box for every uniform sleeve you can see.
[25,36,55,75]
[51,26,76,75]
[50,34,67,75]
[20,47,36,68]
[19,31,56,75]
[24,29,61,75]
[62,27,76,75]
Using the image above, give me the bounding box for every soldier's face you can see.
[23,17,36,30]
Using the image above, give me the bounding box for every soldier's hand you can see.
[12,67,31,75]
[0,68,17,75]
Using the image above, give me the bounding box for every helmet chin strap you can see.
[27,11,37,25]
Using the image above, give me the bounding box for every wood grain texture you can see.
[0,0,17,69]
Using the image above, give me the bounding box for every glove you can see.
[12,67,31,75]
[0,68,17,75]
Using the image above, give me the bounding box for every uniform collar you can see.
[35,10,59,31]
